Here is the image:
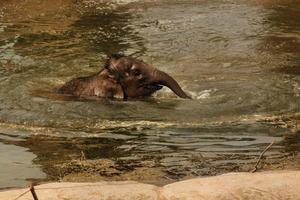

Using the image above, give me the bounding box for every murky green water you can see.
[0,0,300,188]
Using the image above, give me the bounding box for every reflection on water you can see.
[0,0,300,188]
[0,134,46,189]
[0,122,287,184]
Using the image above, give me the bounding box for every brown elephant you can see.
[58,54,191,100]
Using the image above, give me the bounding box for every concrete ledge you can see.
[1,171,300,200]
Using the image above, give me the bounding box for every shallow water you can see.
[0,0,300,188]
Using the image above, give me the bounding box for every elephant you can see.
[58,54,191,100]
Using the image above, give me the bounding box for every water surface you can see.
[0,0,300,188]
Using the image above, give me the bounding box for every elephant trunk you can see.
[152,70,191,99]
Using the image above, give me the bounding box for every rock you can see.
[160,171,300,200]
[1,171,300,200]
[0,181,159,200]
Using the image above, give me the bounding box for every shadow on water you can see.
[260,4,300,75]
[71,12,146,56]
[4,5,146,72]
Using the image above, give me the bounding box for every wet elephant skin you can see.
[58,54,191,100]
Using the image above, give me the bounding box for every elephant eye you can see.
[132,70,141,76]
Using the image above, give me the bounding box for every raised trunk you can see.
[153,70,191,99]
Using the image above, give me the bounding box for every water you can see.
[0,0,300,188]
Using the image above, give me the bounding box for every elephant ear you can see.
[102,54,129,100]
[103,54,124,80]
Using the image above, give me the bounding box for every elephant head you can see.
[104,54,191,99]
